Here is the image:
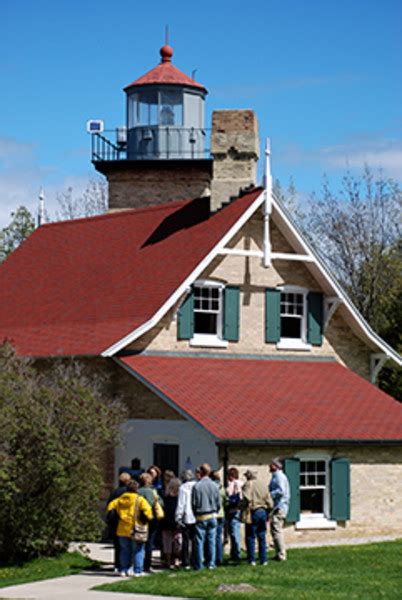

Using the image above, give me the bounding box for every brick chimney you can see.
[210,110,260,212]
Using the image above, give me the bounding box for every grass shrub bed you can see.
[96,540,402,600]
[0,551,96,589]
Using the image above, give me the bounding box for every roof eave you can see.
[217,438,402,446]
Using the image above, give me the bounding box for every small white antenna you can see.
[38,187,46,227]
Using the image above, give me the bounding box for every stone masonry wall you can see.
[210,110,260,212]
[222,444,402,542]
[129,211,371,380]
[107,164,211,211]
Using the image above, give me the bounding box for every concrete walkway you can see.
[0,544,192,600]
[1,536,400,600]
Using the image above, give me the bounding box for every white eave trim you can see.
[271,195,402,368]
[101,191,265,357]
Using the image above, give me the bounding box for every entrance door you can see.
[153,443,179,476]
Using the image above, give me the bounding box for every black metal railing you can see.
[91,127,211,161]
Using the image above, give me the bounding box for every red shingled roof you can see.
[124,45,207,92]
[0,189,262,357]
[121,355,402,441]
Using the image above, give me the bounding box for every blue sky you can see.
[1,0,401,226]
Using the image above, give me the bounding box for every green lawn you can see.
[0,551,96,589]
[96,540,402,600]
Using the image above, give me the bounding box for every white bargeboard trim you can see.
[101,191,265,356]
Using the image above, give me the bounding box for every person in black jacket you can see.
[106,472,132,572]
[161,477,182,569]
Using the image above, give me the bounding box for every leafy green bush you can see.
[0,343,126,563]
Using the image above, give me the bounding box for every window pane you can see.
[281,317,302,338]
[160,90,183,126]
[317,461,326,472]
[194,312,217,335]
[307,474,316,486]
[300,462,307,473]
[138,90,158,126]
[199,299,208,310]
[317,474,326,486]
[300,489,324,514]
[194,298,201,309]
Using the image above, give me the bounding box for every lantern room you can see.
[124,44,208,160]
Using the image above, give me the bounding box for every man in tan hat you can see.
[242,470,272,566]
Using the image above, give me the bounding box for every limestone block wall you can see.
[129,212,371,380]
[107,163,211,211]
[210,110,260,211]
[223,444,402,542]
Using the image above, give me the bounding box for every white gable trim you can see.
[271,195,402,367]
[101,191,266,356]
[102,186,401,368]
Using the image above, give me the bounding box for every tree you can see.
[305,167,401,399]
[0,343,126,563]
[56,179,108,220]
[307,167,401,332]
[273,177,305,224]
[0,206,35,262]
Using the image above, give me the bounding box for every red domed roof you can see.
[124,45,207,93]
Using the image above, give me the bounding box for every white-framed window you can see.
[277,286,311,350]
[190,280,227,348]
[296,452,336,530]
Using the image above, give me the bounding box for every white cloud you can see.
[0,137,95,228]
[278,135,402,180]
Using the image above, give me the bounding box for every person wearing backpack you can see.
[107,480,153,577]
[138,472,164,572]
[225,467,243,562]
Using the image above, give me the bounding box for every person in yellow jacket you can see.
[107,480,153,577]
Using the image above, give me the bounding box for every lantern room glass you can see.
[128,90,183,127]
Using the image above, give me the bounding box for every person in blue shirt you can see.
[268,458,290,561]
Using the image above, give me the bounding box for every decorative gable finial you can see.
[38,187,46,227]
[263,138,272,268]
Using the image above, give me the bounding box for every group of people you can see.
[106,458,290,577]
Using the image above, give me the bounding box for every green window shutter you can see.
[223,286,240,342]
[307,291,324,346]
[265,288,281,343]
[177,291,194,340]
[331,458,351,521]
[284,458,300,523]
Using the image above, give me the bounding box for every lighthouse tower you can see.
[92,43,259,213]
[93,44,212,211]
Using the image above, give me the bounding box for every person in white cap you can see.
[268,458,290,561]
